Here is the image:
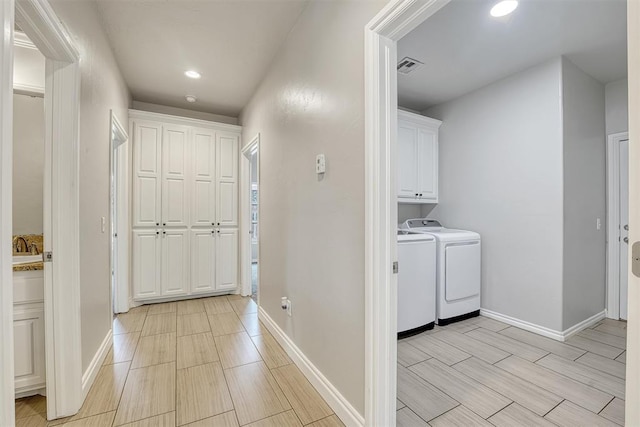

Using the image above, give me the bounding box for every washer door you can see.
[445,241,481,301]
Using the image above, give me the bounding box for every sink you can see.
[13,254,43,265]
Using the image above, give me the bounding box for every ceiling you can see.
[398,0,627,111]
[96,0,308,117]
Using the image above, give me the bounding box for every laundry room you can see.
[394,0,629,425]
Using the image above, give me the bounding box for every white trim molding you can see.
[364,0,450,425]
[240,134,260,299]
[0,2,16,426]
[258,308,363,427]
[606,132,630,320]
[81,329,112,400]
[480,308,606,342]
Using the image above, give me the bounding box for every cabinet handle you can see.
[163,231,166,235]
[419,193,423,197]
[156,223,159,226]
[211,230,215,234]
[217,230,220,233]
[217,222,220,226]
[156,231,159,235]
[163,223,166,226]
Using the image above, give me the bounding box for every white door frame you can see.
[364,1,449,424]
[1,0,82,424]
[240,134,260,300]
[110,111,129,314]
[626,0,640,423]
[606,132,629,320]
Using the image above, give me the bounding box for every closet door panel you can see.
[192,128,216,226]
[133,229,162,299]
[191,229,216,294]
[162,125,190,227]
[162,229,189,296]
[133,121,162,227]
[216,228,238,291]
[216,133,238,227]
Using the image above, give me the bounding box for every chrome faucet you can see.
[13,236,28,253]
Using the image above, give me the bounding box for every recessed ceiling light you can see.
[184,70,201,79]
[185,95,197,103]
[490,0,518,17]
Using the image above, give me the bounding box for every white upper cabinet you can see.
[162,125,190,227]
[216,132,239,227]
[191,127,217,227]
[397,111,441,203]
[133,120,162,227]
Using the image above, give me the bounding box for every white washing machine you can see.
[397,231,436,338]
[400,219,481,325]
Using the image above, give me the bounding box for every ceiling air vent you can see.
[397,57,424,75]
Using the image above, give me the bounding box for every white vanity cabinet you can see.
[397,110,442,203]
[13,270,45,396]
[130,110,240,301]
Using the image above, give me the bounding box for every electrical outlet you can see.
[596,217,601,230]
[286,299,292,317]
[101,216,106,233]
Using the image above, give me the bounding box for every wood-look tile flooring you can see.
[397,316,628,426]
[15,295,342,427]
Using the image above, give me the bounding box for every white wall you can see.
[425,59,566,331]
[240,0,384,415]
[12,94,44,235]
[49,0,132,371]
[131,100,238,125]
[605,78,628,135]
[13,43,45,93]
[561,58,606,329]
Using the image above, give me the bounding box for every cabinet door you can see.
[191,128,217,227]
[191,229,216,294]
[162,229,189,296]
[216,132,239,227]
[132,229,162,299]
[397,121,418,198]
[416,127,438,201]
[162,125,190,227]
[216,228,238,291]
[133,120,162,227]
[14,306,45,392]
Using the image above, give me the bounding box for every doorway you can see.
[110,111,129,314]
[241,134,260,302]
[607,132,630,321]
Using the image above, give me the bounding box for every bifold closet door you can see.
[162,125,190,227]
[133,229,162,298]
[133,120,162,227]
[191,229,216,294]
[216,228,238,291]
[162,229,189,296]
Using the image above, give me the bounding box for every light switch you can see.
[316,154,326,174]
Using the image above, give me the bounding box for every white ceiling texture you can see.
[398,0,627,111]
[96,0,308,117]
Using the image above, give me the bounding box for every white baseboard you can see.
[480,308,606,342]
[81,329,112,400]
[258,308,364,427]
[562,310,607,340]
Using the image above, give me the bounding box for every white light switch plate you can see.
[316,154,326,174]
[101,216,106,233]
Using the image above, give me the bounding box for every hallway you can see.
[15,296,342,427]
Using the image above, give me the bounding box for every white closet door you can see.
[416,127,438,201]
[191,229,216,294]
[397,121,418,198]
[133,120,162,227]
[216,132,239,227]
[192,128,217,227]
[216,228,238,291]
[133,229,162,299]
[162,125,190,227]
[162,229,189,296]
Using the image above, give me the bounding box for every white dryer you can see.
[397,231,436,338]
[400,219,481,325]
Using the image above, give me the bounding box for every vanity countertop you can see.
[14,262,44,272]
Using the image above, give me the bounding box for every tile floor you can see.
[15,295,343,427]
[397,316,627,426]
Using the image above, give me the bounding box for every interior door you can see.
[397,121,417,198]
[217,132,239,227]
[162,125,190,227]
[216,228,238,290]
[132,229,161,299]
[192,128,216,227]
[416,127,437,200]
[162,229,189,296]
[620,139,629,320]
[191,229,216,294]
[132,120,162,227]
